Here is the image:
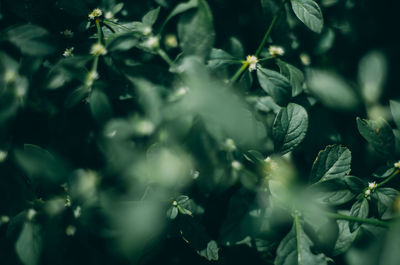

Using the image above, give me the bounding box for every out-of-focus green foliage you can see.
[1,0,400,265]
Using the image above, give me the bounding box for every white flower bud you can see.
[246,55,258,72]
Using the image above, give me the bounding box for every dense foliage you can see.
[1,0,400,264]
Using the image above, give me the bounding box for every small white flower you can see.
[225,138,236,151]
[0,150,8,163]
[90,43,107,56]
[63,47,74,57]
[232,160,243,171]
[172,201,178,206]
[27,209,37,221]
[268,45,285,57]
[394,161,400,169]
[191,170,200,179]
[60,29,74,38]
[143,26,152,35]
[65,225,76,236]
[89,8,103,20]
[144,36,159,49]
[364,189,371,197]
[300,52,311,66]
[368,181,377,190]
[265,156,272,163]
[74,206,81,219]
[136,120,155,135]
[0,216,10,224]
[105,11,113,19]
[165,34,178,48]
[85,71,99,86]
[4,70,17,83]
[246,55,258,72]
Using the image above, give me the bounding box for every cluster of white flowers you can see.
[300,52,311,66]
[165,34,178,48]
[27,209,37,221]
[90,43,107,56]
[364,181,377,197]
[265,156,278,170]
[85,71,99,86]
[246,55,258,72]
[268,45,285,57]
[231,160,243,171]
[88,8,103,20]
[394,160,400,169]
[63,47,74,57]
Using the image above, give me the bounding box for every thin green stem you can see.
[157,48,174,67]
[229,62,249,84]
[254,0,288,57]
[324,212,390,228]
[294,214,302,264]
[376,169,399,189]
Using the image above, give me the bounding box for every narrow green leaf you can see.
[356,117,395,157]
[272,103,308,154]
[142,7,161,26]
[290,0,324,33]
[310,145,352,183]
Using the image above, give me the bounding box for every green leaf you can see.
[310,145,352,183]
[89,89,113,124]
[163,0,198,28]
[142,7,161,26]
[390,100,400,129]
[207,48,239,68]
[5,24,56,56]
[275,217,327,265]
[198,240,219,261]
[257,67,291,106]
[333,219,358,256]
[373,164,395,179]
[64,86,91,108]
[356,117,395,157]
[290,0,324,33]
[177,0,215,61]
[272,103,308,154]
[15,222,43,265]
[373,188,398,219]
[349,198,369,232]
[306,69,360,111]
[358,51,387,104]
[276,59,305,97]
[106,33,138,52]
[166,206,178,219]
[311,177,357,205]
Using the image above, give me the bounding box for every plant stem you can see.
[229,62,248,84]
[158,48,174,67]
[255,0,287,57]
[324,212,390,228]
[376,169,399,189]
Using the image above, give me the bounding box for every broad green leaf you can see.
[290,0,324,33]
[333,219,358,256]
[275,217,327,265]
[373,188,398,219]
[276,59,305,97]
[311,177,356,205]
[349,198,369,232]
[5,24,56,56]
[15,222,43,265]
[356,117,395,157]
[177,0,215,61]
[306,69,360,111]
[166,206,178,219]
[89,89,113,124]
[372,164,395,179]
[272,103,308,154]
[13,144,67,183]
[198,240,219,261]
[310,145,352,183]
[207,48,239,68]
[358,51,387,104]
[257,67,291,106]
[106,33,138,52]
[162,0,198,29]
[176,57,266,147]
[64,86,91,108]
[142,7,161,26]
[390,100,400,129]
